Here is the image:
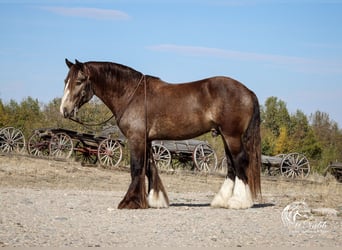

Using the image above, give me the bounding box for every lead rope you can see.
[143,75,148,176]
[115,74,145,125]
[69,114,114,131]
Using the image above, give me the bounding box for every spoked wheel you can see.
[152,143,172,171]
[49,133,74,159]
[27,131,50,157]
[193,143,217,172]
[0,127,26,153]
[74,141,98,165]
[215,156,229,175]
[97,139,123,168]
[173,155,194,171]
[280,153,310,178]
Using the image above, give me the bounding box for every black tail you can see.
[243,93,261,199]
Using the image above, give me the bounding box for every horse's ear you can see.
[75,59,85,71]
[65,58,74,68]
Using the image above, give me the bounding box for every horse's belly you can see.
[149,118,212,140]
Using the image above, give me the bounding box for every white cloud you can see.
[42,6,130,20]
[148,44,342,74]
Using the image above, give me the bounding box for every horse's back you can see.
[147,76,256,139]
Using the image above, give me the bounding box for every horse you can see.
[60,59,261,209]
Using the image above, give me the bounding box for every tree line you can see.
[0,96,341,173]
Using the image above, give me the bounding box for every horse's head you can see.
[60,59,94,118]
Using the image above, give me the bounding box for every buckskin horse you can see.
[60,59,261,209]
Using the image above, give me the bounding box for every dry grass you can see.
[1,153,341,211]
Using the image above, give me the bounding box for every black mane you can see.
[86,61,160,82]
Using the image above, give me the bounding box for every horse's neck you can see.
[91,69,142,119]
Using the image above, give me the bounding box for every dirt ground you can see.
[0,153,341,247]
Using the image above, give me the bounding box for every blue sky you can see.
[1,0,342,126]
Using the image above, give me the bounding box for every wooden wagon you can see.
[27,128,124,167]
[151,139,217,172]
[324,162,342,182]
[217,153,311,178]
[262,153,310,178]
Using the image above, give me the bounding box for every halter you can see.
[68,73,146,130]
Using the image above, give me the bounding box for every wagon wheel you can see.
[27,131,50,157]
[215,156,228,175]
[193,143,217,172]
[173,154,194,170]
[74,141,98,165]
[280,153,310,178]
[0,127,26,153]
[152,143,172,170]
[49,133,74,159]
[97,139,123,168]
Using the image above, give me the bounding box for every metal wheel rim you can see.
[98,139,123,167]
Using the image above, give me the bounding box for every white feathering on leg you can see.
[147,189,169,208]
[210,178,234,208]
[227,176,253,209]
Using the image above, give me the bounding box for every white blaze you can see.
[60,79,70,115]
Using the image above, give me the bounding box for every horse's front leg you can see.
[118,143,148,209]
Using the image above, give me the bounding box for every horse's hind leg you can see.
[146,151,169,208]
[211,135,253,209]
[211,136,235,208]
[226,137,253,209]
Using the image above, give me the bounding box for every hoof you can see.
[227,196,253,209]
[210,178,234,208]
[118,197,148,209]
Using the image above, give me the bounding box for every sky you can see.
[0,0,342,126]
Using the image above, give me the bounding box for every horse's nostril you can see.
[63,108,69,118]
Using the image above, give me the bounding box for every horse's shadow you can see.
[170,203,211,207]
[170,202,275,208]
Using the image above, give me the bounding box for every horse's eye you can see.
[76,80,83,86]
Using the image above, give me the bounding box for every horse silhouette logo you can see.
[281,201,313,227]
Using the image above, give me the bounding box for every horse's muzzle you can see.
[62,108,70,118]
[62,107,74,118]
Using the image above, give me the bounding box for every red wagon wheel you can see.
[49,133,74,159]
[0,127,26,153]
[74,141,98,165]
[27,131,50,157]
[97,138,123,168]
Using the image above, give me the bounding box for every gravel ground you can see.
[0,154,341,247]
